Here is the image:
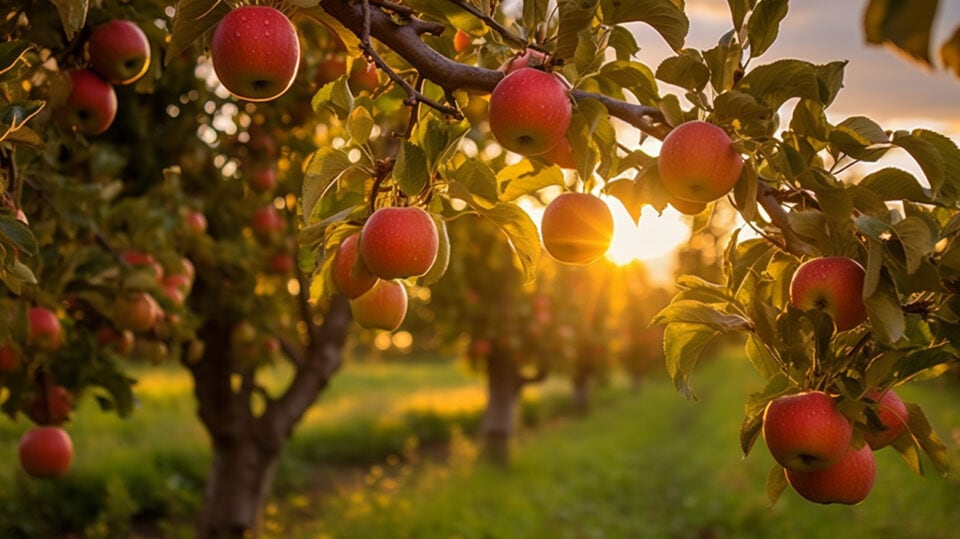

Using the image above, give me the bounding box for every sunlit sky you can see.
[585,1,960,282]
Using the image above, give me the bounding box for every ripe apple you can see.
[28,307,63,352]
[267,252,295,275]
[489,68,572,156]
[114,291,162,333]
[96,326,135,355]
[210,6,301,102]
[657,120,743,203]
[349,279,408,331]
[332,233,379,298]
[863,389,909,449]
[15,209,28,224]
[540,193,614,265]
[314,54,347,87]
[453,29,472,53]
[763,391,853,471]
[669,197,707,216]
[500,49,548,73]
[62,69,117,136]
[0,344,20,373]
[249,166,277,193]
[540,137,576,169]
[251,205,287,241]
[785,444,876,505]
[163,273,193,294]
[27,384,74,425]
[789,257,867,331]
[121,249,164,280]
[348,61,380,94]
[18,426,73,479]
[88,20,151,85]
[359,207,439,279]
[184,210,208,235]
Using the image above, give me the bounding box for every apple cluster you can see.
[762,389,910,504]
[332,207,439,331]
[63,20,151,136]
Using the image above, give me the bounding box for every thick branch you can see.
[757,182,818,258]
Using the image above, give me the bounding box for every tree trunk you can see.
[572,375,591,414]
[198,436,280,538]
[481,345,521,465]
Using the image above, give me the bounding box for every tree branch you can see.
[445,0,528,48]
[757,182,818,258]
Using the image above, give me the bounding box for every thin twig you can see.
[445,0,528,48]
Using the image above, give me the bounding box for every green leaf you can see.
[556,0,600,62]
[829,116,890,161]
[747,0,789,58]
[652,299,753,331]
[416,117,471,175]
[726,0,755,30]
[608,26,641,61]
[452,159,499,204]
[733,160,758,222]
[898,129,960,204]
[655,50,710,92]
[703,32,743,93]
[903,402,950,476]
[864,0,937,65]
[419,217,449,286]
[522,0,551,32]
[940,23,960,79]
[765,464,788,506]
[50,0,88,40]
[858,168,931,203]
[0,41,32,76]
[300,6,363,56]
[606,178,644,223]
[892,216,936,274]
[599,0,689,51]
[814,61,847,107]
[166,0,231,65]
[736,59,822,109]
[394,142,429,197]
[498,161,564,202]
[713,90,774,125]
[865,272,906,345]
[311,77,354,119]
[0,215,37,256]
[595,61,660,105]
[346,107,374,144]
[302,147,355,223]
[662,323,720,400]
[745,333,780,381]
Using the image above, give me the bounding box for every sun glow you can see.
[603,197,692,265]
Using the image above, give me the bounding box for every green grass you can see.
[290,357,960,539]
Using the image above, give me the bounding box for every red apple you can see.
[121,250,164,280]
[332,233,379,299]
[251,205,286,241]
[27,385,74,425]
[349,279,408,331]
[540,137,576,169]
[348,61,380,94]
[28,307,63,352]
[315,54,347,86]
[489,68,572,156]
[114,291,162,333]
[62,69,117,136]
[763,391,853,471]
[88,20,151,85]
[249,166,277,193]
[210,6,301,102]
[177,257,196,282]
[453,29,472,53]
[785,444,876,505]
[500,49,548,73]
[657,120,743,203]
[0,344,20,373]
[540,193,614,265]
[267,252,294,275]
[359,207,439,279]
[184,210,208,235]
[18,426,73,478]
[163,273,193,294]
[96,326,135,355]
[789,257,867,332]
[863,389,909,449]
[669,197,708,216]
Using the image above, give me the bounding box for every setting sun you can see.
[603,197,692,265]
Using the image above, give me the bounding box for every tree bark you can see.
[198,436,280,539]
[481,345,522,466]
[572,375,591,414]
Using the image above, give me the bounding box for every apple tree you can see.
[2,0,959,536]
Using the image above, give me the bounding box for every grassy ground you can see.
[1,355,958,538]
[283,357,960,539]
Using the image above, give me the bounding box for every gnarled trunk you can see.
[481,345,521,466]
[199,436,280,538]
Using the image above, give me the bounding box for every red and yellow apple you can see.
[453,29,472,53]
[18,426,74,479]
[540,193,614,265]
[114,291,162,334]
[789,257,867,331]
[28,307,63,352]
[88,20,151,85]
[249,166,277,193]
[332,232,379,298]
[657,120,743,203]
[210,6,301,101]
[184,210,208,235]
[540,137,576,170]
[348,61,380,94]
[863,389,909,449]
[251,205,286,241]
[359,207,439,279]
[500,49,548,73]
[27,385,74,425]
[121,249,164,280]
[762,391,853,471]
[489,68,571,156]
[785,444,876,505]
[0,344,20,373]
[349,279,408,331]
[63,69,117,136]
